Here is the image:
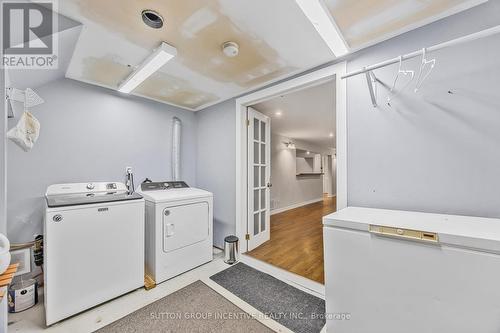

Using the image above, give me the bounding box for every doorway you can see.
[245,79,337,284]
[235,63,347,287]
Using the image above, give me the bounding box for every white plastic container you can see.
[0,233,11,275]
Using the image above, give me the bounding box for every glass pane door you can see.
[247,107,271,251]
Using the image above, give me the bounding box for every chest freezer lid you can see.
[323,207,500,253]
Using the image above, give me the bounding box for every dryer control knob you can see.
[86,183,95,190]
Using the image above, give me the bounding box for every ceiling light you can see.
[306,151,310,155]
[275,111,282,117]
[222,41,239,57]
[329,133,334,137]
[118,42,177,93]
[295,0,349,57]
[142,10,163,29]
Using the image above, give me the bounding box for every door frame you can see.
[235,62,348,253]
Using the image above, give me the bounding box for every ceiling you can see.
[56,0,333,111]
[252,80,335,150]
[48,0,486,111]
[324,0,487,50]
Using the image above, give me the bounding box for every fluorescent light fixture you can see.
[118,42,177,93]
[295,0,349,57]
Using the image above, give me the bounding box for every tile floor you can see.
[8,249,326,333]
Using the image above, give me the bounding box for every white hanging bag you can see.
[7,111,41,152]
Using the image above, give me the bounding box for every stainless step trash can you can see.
[224,235,239,264]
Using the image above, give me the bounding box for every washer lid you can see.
[46,182,127,196]
[138,188,212,203]
[46,192,143,208]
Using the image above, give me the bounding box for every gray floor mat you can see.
[96,280,273,333]
[210,263,325,333]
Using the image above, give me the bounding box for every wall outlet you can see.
[10,248,31,276]
[271,199,279,209]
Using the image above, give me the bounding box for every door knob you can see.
[267,183,272,188]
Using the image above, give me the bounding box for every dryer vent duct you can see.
[172,117,182,181]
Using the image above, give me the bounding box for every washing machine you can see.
[138,181,213,283]
[44,182,144,325]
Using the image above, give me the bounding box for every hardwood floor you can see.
[247,196,336,284]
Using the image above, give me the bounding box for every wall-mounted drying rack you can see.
[341,24,500,107]
[5,87,44,118]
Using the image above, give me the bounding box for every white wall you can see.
[195,100,236,248]
[346,1,500,217]
[270,133,326,212]
[7,79,197,243]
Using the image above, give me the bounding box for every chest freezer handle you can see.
[369,225,439,243]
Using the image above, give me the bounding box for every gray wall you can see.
[195,100,236,248]
[346,0,500,218]
[270,133,324,211]
[7,79,197,242]
[7,0,500,248]
[194,0,500,242]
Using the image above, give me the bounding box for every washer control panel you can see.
[141,181,189,191]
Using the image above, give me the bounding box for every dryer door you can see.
[162,201,209,253]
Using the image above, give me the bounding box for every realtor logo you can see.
[2,0,58,69]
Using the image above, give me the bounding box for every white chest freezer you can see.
[323,207,500,333]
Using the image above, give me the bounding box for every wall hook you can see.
[365,69,378,108]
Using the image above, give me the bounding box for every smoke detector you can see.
[142,10,163,29]
[222,41,239,57]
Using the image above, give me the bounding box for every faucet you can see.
[125,167,135,194]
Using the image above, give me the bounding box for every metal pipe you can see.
[172,117,182,181]
[10,241,35,250]
[342,25,500,79]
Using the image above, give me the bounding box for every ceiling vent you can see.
[142,10,163,29]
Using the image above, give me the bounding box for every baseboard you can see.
[270,197,324,215]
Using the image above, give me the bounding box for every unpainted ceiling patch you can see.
[244,66,297,88]
[82,56,132,88]
[81,55,218,109]
[74,0,292,89]
[181,7,218,38]
[134,71,219,109]
[325,0,479,47]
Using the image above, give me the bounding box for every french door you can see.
[247,107,271,251]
